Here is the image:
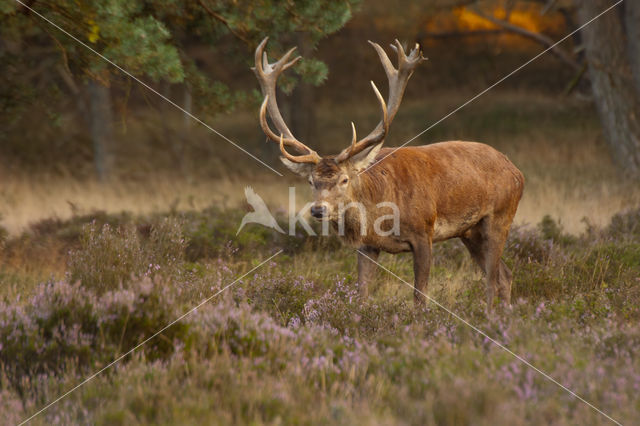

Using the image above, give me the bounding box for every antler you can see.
[336,40,425,162]
[253,37,320,164]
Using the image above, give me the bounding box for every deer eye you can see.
[340,177,349,185]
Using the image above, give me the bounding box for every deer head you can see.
[253,37,425,220]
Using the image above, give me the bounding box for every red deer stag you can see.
[253,37,524,308]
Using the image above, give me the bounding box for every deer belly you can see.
[432,214,481,242]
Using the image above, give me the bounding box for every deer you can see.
[253,37,524,309]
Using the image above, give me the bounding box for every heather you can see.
[0,209,639,424]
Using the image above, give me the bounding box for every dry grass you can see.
[1,161,636,238]
[510,131,640,233]
[2,90,638,236]
[0,175,286,236]
[516,177,637,233]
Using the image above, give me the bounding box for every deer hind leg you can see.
[497,260,513,304]
[461,218,511,310]
[357,246,380,298]
[461,227,493,306]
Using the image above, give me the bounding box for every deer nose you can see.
[310,204,326,219]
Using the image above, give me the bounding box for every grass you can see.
[1,91,639,424]
[0,203,639,425]
[1,91,637,236]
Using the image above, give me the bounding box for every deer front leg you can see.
[357,246,380,299]
[412,237,432,306]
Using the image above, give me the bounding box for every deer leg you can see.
[357,246,380,298]
[497,260,513,304]
[461,228,487,274]
[462,229,496,309]
[483,219,512,310]
[462,219,510,310]
[484,248,500,311]
[411,236,432,306]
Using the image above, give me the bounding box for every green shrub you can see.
[241,270,317,326]
[506,225,556,264]
[567,242,640,290]
[0,224,7,246]
[27,211,133,245]
[67,218,187,293]
[68,222,145,293]
[183,206,343,261]
[538,215,577,246]
[511,261,564,300]
[603,208,640,242]
[0,279,189,395]
[146,217,187,273]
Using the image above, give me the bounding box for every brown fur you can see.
[253,37,523,309]
[312,141,524,309]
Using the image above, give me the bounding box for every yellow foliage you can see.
[422,1,566,45]
[87,19,100,43]
[455,6,541,33]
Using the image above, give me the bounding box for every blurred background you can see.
[1,0,639,234]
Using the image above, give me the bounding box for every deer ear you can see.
[347,142,383,172]
[280,157,314,177]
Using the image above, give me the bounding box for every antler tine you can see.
[279,134,320,164]
[253,38,299,75]
[335,81,388,162]
[350,122,357,150]
[337,40,423,163]
[397,39,426,67]
[370,80,389,134]
[393,39,405,60]
[260,96,321,162]
[368,40,395,79]
[253,37,316,158]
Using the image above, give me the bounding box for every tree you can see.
[625,0,640,95]
[452,0,640,177]
[0,0,360,179]
[575,0,640,176]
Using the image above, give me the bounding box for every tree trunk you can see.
[575,0,640,176]
[183,82,192,133]
[87,80,114,181]
[625,0,640,95]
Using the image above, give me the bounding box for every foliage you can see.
[0,0,358,124]
[0,0,359,178]
[1,207,640,423]
[603,208,640,242]
[0,278,189,396]
[67,217,186,293]
[0,222,7,246]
